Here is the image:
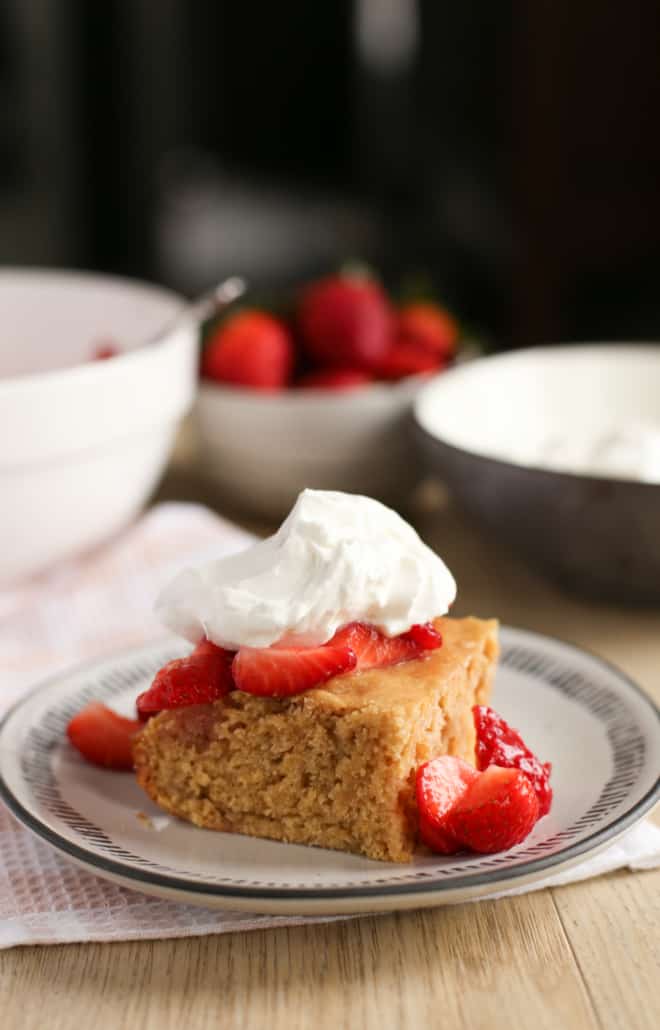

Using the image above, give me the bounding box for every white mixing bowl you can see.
[0,270,197,584]
[195,375,423,520]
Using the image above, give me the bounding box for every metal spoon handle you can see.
[182,276,246,327]
[149,276,246,344]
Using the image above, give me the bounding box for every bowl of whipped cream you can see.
[414,344,660,603]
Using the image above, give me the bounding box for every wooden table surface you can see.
[2,466,659,1030]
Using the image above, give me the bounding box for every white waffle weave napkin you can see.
[1,503,658,949]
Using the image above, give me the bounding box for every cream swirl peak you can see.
[156,489,456,650]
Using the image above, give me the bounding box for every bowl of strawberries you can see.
[196,268,464,518]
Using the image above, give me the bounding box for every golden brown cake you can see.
[134,616,499,862]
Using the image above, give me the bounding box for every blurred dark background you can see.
[1,0,659,348]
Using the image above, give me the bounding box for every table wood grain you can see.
[1,468,658,1030]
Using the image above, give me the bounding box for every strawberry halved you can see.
[473,705,553,817]
[232,643,356,698]
[67,703,142,770]
[416,756,479,853]
[330,621,441,671]
[448,765,540,853]
[136,648,234,718]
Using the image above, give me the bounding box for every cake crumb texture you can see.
[134,617,499,862]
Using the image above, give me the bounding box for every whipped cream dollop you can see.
[156,489,456,650]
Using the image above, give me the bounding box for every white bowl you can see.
[0,270,197,584]
[195,376,424,519]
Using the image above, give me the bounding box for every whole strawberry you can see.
[201,309,294,390]
[396,301,459,361]
[377,340,441,381]
[298,275,393,369]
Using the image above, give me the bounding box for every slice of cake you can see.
[134,616,498,862]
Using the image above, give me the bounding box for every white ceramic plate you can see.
[1,627,658,915]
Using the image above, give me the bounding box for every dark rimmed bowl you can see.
[413,344,660,604]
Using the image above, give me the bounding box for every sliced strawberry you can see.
[297,367,372,390]
[201,309,294,390]
[329,621,441,671]
[67,703,142,770]
[448,765,540,853]
[473,706,553,817]
[416,756,479,853]
[396,302,459,361]
[377,339,444,381]
[191,638,231,659]
[404,622,443,650]
[136,650,234,718]
[298,275,392,369]
[232,643,356,698]
[330,622,419,669]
